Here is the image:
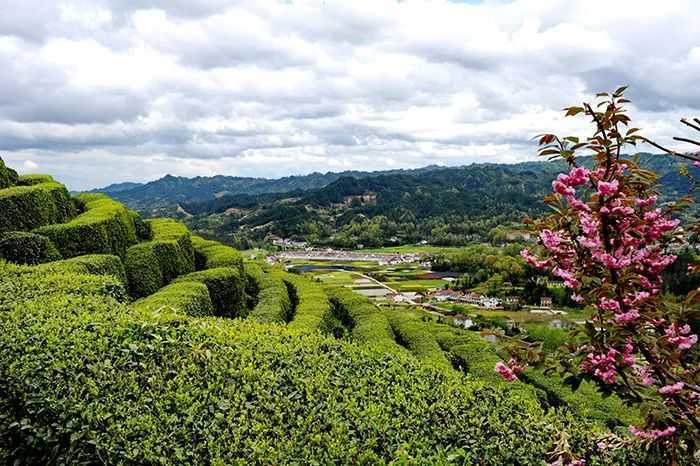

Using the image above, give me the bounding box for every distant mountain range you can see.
[91,154,699,248]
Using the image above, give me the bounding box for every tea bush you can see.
[284,274,334,332]
[130,211,152,241]
[124,242,164,298]
[191,235,243,274]
[39,254,128,287]
[0,261,127,310]
[0,157,18,189]
[174,267,245,318]
[387,311,453,372]
[0,231,61,265]
[325,286,405,354]
[133,281,214,317]
[0,182,76,233]
[247,267,292,323]
[124,219,195,298]
[35,193,137,258]
[17,174,54,185]
[0,289,644,465]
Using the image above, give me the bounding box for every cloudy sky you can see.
[1,0,699,190]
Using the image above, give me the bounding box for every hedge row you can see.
[133,281,214,317]
[130,211,152,241]
[0,157,18,189]
[247,265,292,323]
[17,174,54,186]
[0,182,76,233]
[0,289,648,465]
[0,260,128,310]
[191,235,243,274]
[0,232,61,265]
[324,286,405,354]
[34,193,137,259]
[386,311,454,372]
[38,254,128,287]
[123,219,195,299]
[174,267,245,318]
[284,274,334,332]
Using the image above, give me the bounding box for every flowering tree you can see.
[496,87,699,463]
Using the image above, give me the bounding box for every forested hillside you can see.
[179,154,700,248]
[0,157,658,464]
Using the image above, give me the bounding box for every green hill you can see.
[180,153,700,248]
[0,157,660,464]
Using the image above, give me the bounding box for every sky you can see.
[1,0,699,190]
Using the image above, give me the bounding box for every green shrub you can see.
[325,286,405,354]
[0,231,61,265]
[521,370,640,429]
[39,254,127,287]
[149,219,195,274]
[130,211,152,241]
[0,260,128,309]
[0,289,647,465]
[284,274,334,332]
[123,219,196,299]
[0,157,18,189]
[523,323,569,353]
[248,268,292,323]
[386,311,453,372]
[0,182,76,233]
[123,243,165,299]
[34,194,137,258]
[191,235,243,274]
[133,281,214,317]
[17,174,54,186]
[174,267,245,318]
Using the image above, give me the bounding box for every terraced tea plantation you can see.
[0,158,652,464]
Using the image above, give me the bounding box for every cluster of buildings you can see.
[272,248,423,265]
[424,289,503,309]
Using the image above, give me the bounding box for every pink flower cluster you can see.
[495,359,522,382]
[658,382,684,396]
[629,425,676,441]
[579,342,635,384]
[664,324,698,351]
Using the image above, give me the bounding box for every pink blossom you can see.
[495,361,518,382]
[520,249,548,269]
[553,267,580,289]
[635,196,657,207]
[614,309,640,324]
[629,425,676,441]
[597,179,619,196]
[658,382,684,396]
[571,294,584,303]
[694,161,700,168]
[553,180,575,196]
[597,297,621,312]
[566,195,590,212]
[665,324,698,350]
[635,366,655,386]
[580,350,618,384]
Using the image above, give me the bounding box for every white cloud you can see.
[0,0,698,190]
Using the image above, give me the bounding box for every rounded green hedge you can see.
[34,194,137,259]
[133,281,214,317]
[0,157,18,189]
[130,211,153,241]
[284,274,334,332]
[39,254,128,287]
[247,266,292,323]
[174,267,245,318]
[0,231,61,265]
[17,174,54,186]
[0,182,77,233]
[0,292,646,465]
[124,243,164,298]
[0,260,128,310]
[191,235,243,274]
[149,219,195,274]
